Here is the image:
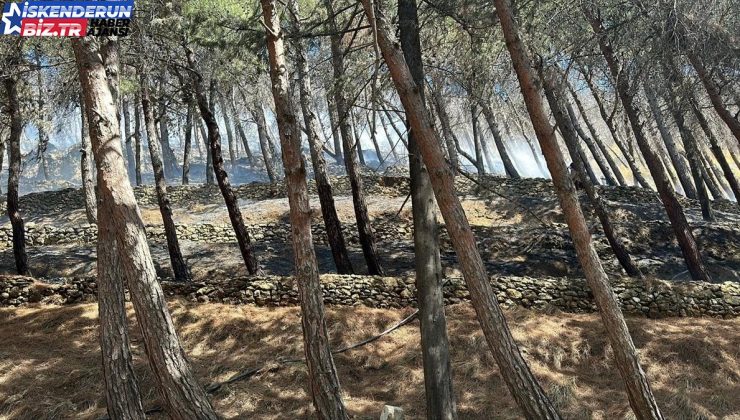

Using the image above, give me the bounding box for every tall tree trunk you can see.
[688,53,740,146]
[3,68,29,275]
[362,3,561,418]
[380,112,402,162]
[690,96,740,201]
[326,94,344,165]
[200,112,214,185]
[480,103,520,178]
[157,78,178,179]
[644,85,698,198]
[122,98,137,185]
[0,136,5,195]
[564,100,617,186]
[73,38,218,420]
[185,47,260,275]
[429,86,460,171]
[324,0,384,275]
[495,2,665,417]
[581,70,652,188]
[183,103,193,185]
[365,111,385,166]
[79,95,98,224]
[95,196,146,420]
[263,3,349,417]
[218,91,237,166]
[133,92,143,186]
[697,146,725,200]
[399,1,458,417]
[140,72,192,282]
[585,8,710,282]
[566,81,626,185]
[228,93,256,165]
[542,70,642,278]
[351,111,367,166]
[251,101,278,183]
[470,104,485,175]
[290,12,354,275]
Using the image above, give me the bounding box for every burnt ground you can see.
[0,175,738,283]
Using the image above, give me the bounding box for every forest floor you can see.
[0,301,738,419]
[0,175,739,418]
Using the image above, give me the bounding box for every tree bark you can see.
[399,1,458,417]
[157,77,178,179]
[362,3,561,418]
[122,98,137,185]
[496,3,666,417]
[470,104,485,175]
[290,11,354,275]
[140,72,192,282]
[227,93,256,165]
[324,0,383,275]
[644,85,698,198]
[73,37,218,420]
[3,65,29,275]
[326,94,344,166]
[585,8,710,282]
[79,95,98,224]
[185,47,260,275]
[263,2,349,417]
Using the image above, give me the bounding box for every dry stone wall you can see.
[2,274,738,318]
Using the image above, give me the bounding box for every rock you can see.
[380,405,404,420]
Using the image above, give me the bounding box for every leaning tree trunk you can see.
[326,94,344,166]
[290,11,354,275]
[470,104,486,175]
[251,101,278,183]
[566,81,626,186]
[480,103,520,178]
[581,71,652,188]
[688,53,740,146]
[79,95,98,224]
[324,0,384,275]
[362,3,561,418]
[262,3,349,417]
[689,95,740,201]
[227,93,256,165]
[140,72,192,282]
[157,78,179,180]
[644,84,698,198]
[3,69,29,275]
[496,2,665,417]
[564,100,618,186]
[185,47,260,275]
[72,37,218,420]
[399,0,458,417]
[542,70,643,278]
[585,8,710,282]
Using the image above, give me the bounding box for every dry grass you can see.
[0,302,738,419]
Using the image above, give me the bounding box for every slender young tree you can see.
[185,45,260,275]
[139,70,192,282]
[262,1,349,417]
[122,98,137,185]
[323,0,384,275]
[133,92,143,186]
[288,5,353,274]
[399,0,458,417]
[73,37,218,419]
[362,3,561,418]
[251,100,279,183]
